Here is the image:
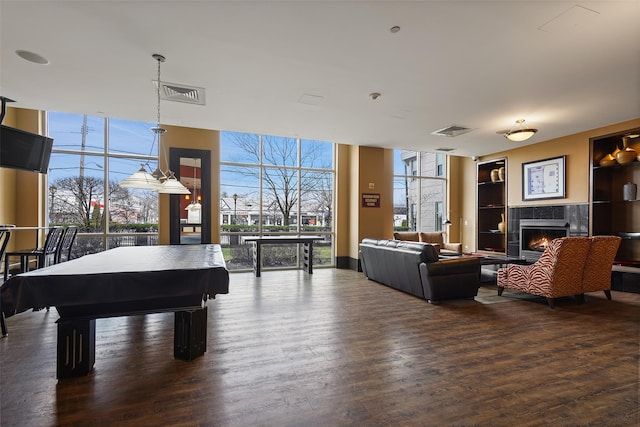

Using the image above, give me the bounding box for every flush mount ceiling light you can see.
[504,119,538,142]
[369,92,381,101]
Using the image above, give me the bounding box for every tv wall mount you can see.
[0,96,16,125]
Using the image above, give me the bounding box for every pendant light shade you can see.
[120,165,162,190]
[158,172,192,194]
[185,202,202,211]
[504,119,538,142]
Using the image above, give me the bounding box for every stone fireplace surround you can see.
[506,204,589,259]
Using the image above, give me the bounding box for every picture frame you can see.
[522,155,566,201]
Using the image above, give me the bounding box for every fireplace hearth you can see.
[519,219,570,262]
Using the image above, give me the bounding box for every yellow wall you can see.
[334,144,351,261]
[157,125,220,245]
[357,146,394,241]
[458,156,478,253]
[335,144,394,262]
[0,107,48,250]
[446,155,462,245]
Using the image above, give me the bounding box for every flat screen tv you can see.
[0,125,54,174]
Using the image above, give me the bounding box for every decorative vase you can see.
[490,169,499,182]
[611,145,621,159]
[497,213,506,233]
[616,136,637,165]
[623,182,637,201]
[598,153,617,167]
[498,166,505,181]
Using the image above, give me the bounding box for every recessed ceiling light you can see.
[369,92,381,100]
[15,50,49,65]
[390,26,401,33]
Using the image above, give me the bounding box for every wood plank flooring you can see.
[1,268,639,426]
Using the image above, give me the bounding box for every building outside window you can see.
[393,150,447,233]
[47,112,159,256]
[220,131,335,271]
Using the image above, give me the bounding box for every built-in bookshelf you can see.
[590,129,640,274]
[477,158,506,254]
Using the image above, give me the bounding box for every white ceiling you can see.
[1,1,639,158]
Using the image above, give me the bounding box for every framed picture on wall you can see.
[522,155,566,201]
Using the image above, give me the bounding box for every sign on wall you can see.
[362,193,380,208]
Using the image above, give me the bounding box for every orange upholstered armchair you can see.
[497,237,592,308]
[582,235,621,300]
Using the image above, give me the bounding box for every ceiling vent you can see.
[154,81,206,106]
[430,125,473,137]
[436,147,455,152]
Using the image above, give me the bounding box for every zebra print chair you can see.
[497,237,592,308]
[582,235,621,300]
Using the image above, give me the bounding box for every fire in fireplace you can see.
[529,235,552,252]
[519,219,570,262]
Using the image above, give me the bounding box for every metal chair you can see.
[1,227,14,337]
[3,226,64,281]
[56,226,78,264]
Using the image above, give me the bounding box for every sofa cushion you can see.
[393,231,419,241]
[395,241,439,264]
[419,232,444,245]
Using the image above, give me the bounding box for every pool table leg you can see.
[174,306,207,361]
[56,318,96,379]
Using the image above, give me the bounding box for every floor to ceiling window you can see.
[47,112,159,256]
[220,131,335,271]
[393,150,447,232]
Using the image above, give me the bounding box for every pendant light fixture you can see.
[121,54,190,194]
[120,164,162,190]
[152,54,190,194]
[504,119,538,142]
[184,159,202,211]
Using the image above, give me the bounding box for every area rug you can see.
[474,285,540,304]
[443,284,542,306]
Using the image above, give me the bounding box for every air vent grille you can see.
[154,81,206,105]
[430,125,473,137]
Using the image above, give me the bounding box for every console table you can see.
[0,244,229,379]
[242,235,324,277]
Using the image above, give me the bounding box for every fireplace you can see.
[519,219,570,262]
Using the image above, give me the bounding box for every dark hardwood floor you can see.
[1,268,639,426]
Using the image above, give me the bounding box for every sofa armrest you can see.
[442,242,462,254]
[419,258,480,302]
[424,257,480,276]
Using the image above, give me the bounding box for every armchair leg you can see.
[546,298,555,309]
[1,313,7,337]
[604,290,612,300]
[497,286,504,296]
